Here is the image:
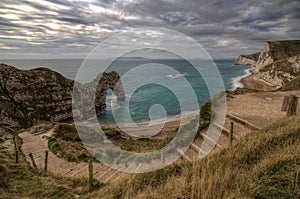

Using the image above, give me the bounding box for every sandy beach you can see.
[99,114,198,139]
[96,59,294,139]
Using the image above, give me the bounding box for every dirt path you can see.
[19,90,300,181]
[18,117,193,183]
[19,129,120,184]
[226,90,300,128]
[182,90,300,160]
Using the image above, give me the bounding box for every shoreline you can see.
[240,68,275,90]
[97,110,199,127]
[97,112,199,135]
[99,65,253,129]
[83,113,200,139]
[240,68,255,89]
[231,67,253,90]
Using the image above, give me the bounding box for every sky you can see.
[0,0,299,59]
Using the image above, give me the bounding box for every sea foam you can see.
[231,68,252,90]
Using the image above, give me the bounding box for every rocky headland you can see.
[0,64,125,133]
[235,40,300,90]
[2,40,300,134]
[234,52,260,67]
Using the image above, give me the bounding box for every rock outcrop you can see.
[234,52,260,67]
[255,41,300,71]
[235,40,300,90]
[0,64,125,130]
[72,71,125,120]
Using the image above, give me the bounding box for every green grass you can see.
[47,124,95,162]
[48,123,178,161]
[197,99,211,134]
[103,127,176,152]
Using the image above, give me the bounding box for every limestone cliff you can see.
[234,52,260,67]
[0,64,125,130]
[254,54,300,88]
[235,40,300,90]
[72,71,125,120]
[255,40,300,71]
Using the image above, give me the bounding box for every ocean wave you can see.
[106,94,121,111]
[231,68,252,90]
[106,102,121,111]
[114,110,199,127]
[166,73,186,79]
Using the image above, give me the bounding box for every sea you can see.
[1,59,251,124]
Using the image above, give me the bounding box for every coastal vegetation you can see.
[47,123,178,162]
[87,116,300,198]
[47,124,94,163]
[1,40,300,198]
[1,115,299,198]
[281,75,300,91]
[0,143,93,199]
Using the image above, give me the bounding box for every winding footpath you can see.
[181,90,300,160]
[19,90,300,183]
[19,129,123,184]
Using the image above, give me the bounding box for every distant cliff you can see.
[235,40,300,90]
[0,64,125,130]
[234,52,260,67]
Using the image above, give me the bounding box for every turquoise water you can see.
[1,59,251,123]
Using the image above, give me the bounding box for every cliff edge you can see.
[235,40,300,90]
[234,52,260,67]
[0,64,125,131]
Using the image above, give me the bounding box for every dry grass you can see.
[282,75,300,91]
[1,108,299,198]
[0,140,93,199]
[86,116,300,199]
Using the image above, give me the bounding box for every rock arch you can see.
[0,64,126,127]
[95,71,125,114]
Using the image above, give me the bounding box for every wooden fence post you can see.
[13,135,19,164]
[281,96,289,111]
[29,153,37,168]
[161,151,166,163]
[13,134,17,150]
[88,159,93,189]
[287,95,299,116]
[230,122,234,146]
[44,150,49,176]
[15,150,19,164]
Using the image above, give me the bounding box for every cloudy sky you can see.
[0,0,299,59]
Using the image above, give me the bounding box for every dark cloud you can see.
[0,0,299,59]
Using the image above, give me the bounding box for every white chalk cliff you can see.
[235,40,300,89]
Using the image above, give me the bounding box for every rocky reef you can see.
[235,40,300,90]
[0,64,125,131]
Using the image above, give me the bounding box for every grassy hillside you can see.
[282,75,300,91]
[1,115,299,198]
[87,116,300,199]
[47,123,177,164]
[0,140,92,199]
[266,40,300,61]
